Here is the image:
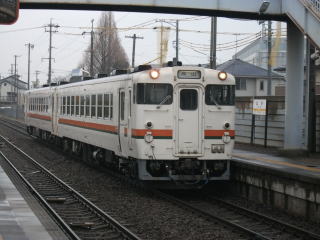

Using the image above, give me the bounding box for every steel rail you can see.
[0,133,141,240]
[151,189,271,240]
[206,195,320,240]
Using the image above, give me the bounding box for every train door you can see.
[51,90,58,135]
[118,88,128,156]
[127,88,133,150]
[175,85,203,156]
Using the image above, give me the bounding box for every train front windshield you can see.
[205,85,235,106]
[136,83,173,105]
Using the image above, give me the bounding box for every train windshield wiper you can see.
[212,98,221,110]
[156,95,171,109]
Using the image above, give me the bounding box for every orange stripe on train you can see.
[27,113,51,121]
[58,118,117,134]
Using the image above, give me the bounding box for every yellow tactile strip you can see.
[232,153,320,173]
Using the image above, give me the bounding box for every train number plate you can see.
[177,70,201,79]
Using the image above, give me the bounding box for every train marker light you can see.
[149,69,160,79]
[218,71,227,81]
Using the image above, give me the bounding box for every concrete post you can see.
[284,23,304,150]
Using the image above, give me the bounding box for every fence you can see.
[0,96,17,103]
[303,0,320,18]
[235,96,320,152]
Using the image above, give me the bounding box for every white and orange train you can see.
[25,65,235,187]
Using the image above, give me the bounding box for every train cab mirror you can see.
[0,0,19,24]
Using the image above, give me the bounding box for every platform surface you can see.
[233,147,320,180]
[0,163,66,240]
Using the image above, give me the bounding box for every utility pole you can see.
[82,19,95,76]
[10,64,14,75]
[175,20,179,62]
[25,43,34,90]
[267,20,272,96]
[35,70,41,88]
[125,34,144,68]
[210,16,217,69]
[44,19,59,84]
[14,55,20,118]
[14,55,20,102]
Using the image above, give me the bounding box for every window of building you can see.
[236,78,247,90]
[97,94,102,118]
[85,95,90,117]
[91,95,96,117]
[80,96,85,116]
[260,80,264,91]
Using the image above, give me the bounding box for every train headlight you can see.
[224,122,230,129]
[218,71,227,81]
[144,132,154,143]
[146,121,153,129]
[149,69,160,79]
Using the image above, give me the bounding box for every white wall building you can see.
[217,59,284,97]
[0,75,27,104]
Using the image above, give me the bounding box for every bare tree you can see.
[80,12,129,76]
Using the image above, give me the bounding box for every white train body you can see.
[25,66,235,186]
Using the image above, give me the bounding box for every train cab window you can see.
[80,96,85,116]
[91,95,96,117]
[67,96,70,115]
[180,89,198,110]
[75,96,80,116]
[85,95,90,117]
[137,83,173,105]
[205,85,235,106]
[97,94,102,118]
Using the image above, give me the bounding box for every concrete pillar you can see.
[284,23,305,150]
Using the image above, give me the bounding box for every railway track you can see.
[156,190,320,240]
[0,133,141,240]
[1,116,320,240]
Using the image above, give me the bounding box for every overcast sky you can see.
[0,9,266,86]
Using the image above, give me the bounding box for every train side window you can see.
[110,94,113,119]
[91,95,96,117]
[103,93,109,119]
[75,96,80,116]
[129,90,132,117]
[80,96,85,116]
[63,96,66,115]
[67,96,70,115]
[71,96,75,115]
[120,91,125,121]
[97,94,102,118]
[85,95,90,117]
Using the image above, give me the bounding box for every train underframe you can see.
[27,126,229,188]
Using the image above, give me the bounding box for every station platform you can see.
[0,163,68,240]
[232,144,320,180]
